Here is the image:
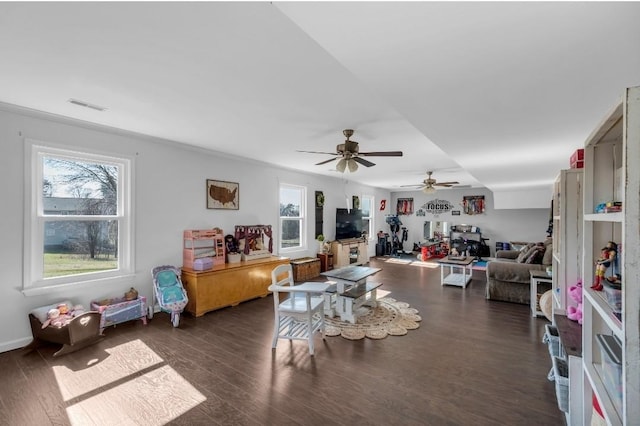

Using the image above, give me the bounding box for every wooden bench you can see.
[336,282,383,324]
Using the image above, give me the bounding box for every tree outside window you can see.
[279,184,305,250]
[25,141,133,291]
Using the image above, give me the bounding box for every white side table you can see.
[529,270,553,317]
[437,257,474,288]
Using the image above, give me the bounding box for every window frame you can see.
[361,194,375,241]
[278,183,306,252]
[23,139,135,295]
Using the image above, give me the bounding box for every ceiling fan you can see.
[297,129,403,173]
[402,171,460,194]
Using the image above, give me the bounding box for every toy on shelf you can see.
[224,234,241,263]
[567,280,583,324]
[594,201,622,213]
[183,228,225,269]
[592,241,618,290]
[234,225,273,261]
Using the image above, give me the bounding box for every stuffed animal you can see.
[41,304,86,328]
[567,280,583,324]
[71,304,85,317]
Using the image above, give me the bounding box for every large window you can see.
[361,195,374,240]
[279,184,305,251]
[24,141,133,294]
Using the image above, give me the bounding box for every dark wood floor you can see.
[1,257,564,425]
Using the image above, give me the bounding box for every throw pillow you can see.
[525,246,545,264]
[511,241,530,251]
[542,242,553,265]
[517,244,536,263]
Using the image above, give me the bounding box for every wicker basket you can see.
[290,257,321,281]
[552,356,569,412]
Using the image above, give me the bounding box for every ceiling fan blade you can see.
[297,150,339,155]
[353,157,376,167]
[434,181,460,186]
[359,151,403,157]
[315,157,338,166]
[400,184,425,188]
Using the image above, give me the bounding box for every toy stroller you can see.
[150,265,189,327]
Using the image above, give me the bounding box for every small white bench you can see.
[330,281,383,324]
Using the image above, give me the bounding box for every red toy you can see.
[592,241,617,290]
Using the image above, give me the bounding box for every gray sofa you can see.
[485,239,552,304]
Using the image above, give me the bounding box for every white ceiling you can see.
[1,2,639,200]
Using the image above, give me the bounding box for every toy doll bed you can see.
[24,301,103,357]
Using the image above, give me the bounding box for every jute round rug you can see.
[325,297,421,340]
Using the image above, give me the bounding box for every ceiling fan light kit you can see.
[401,171,461,192]
[298,129,403,173]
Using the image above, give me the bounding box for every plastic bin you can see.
[596,334,622,414]
[543,324,560,358]
[602,280,622,313]
[552,356,569,412]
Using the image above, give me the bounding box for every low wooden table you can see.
[437,257,474,288]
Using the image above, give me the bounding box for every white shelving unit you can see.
[552,168,583,316]
[581,86,640,425]
[550,168,584,426]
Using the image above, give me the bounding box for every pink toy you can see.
[567,280,583,324]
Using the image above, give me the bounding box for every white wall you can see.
[0,104,550,352]
[390,188,551,254]
[0,105,391,352]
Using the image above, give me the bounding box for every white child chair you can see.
[269,264,329,356]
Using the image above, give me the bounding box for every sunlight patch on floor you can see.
[382,257,439,269]
[376,289,391,298]
[53,339,164,401]
[52,339,206,425]
[409,261,439,269]
[66,364,206,426]
[383,258,412,265]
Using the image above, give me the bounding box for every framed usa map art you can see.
[207,179,239,210]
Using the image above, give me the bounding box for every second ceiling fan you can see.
[402,171,460,194]
[298,129,403,172]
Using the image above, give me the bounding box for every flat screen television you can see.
[335,208,364,240]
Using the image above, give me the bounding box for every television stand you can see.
[331,238,368,268]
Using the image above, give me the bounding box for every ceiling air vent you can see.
[68,98,107,111]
